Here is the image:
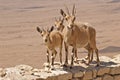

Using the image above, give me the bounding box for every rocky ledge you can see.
[0,55,120,80]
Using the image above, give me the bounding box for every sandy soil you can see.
[0,0,120,68]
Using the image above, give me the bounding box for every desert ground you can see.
[0,0,120,68]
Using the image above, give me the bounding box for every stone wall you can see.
[0,55,120,80]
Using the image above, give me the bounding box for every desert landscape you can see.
[0,0,120,69]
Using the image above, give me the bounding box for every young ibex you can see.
[58,5,100,67]
[36,26,63,68]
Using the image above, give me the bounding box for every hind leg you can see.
[84,44,91,60]
[51,49,57,70]
[59,46,62,65]
[95,48,100,66]
[46,49,50,63]
[85,44,94,64]
[51,49,57,66]
[70,47,75,68]
[64,42,69,66]
[90,49,93,63]
[74,48,78,62]
[87,48,92,65]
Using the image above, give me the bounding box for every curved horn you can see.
[64,5,70,15]
[72,4,76,16]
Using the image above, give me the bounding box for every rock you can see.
[23,70,33,75]
[0,77,4,80]
[111,55,120,63]
[15,64,33,71]
[102,74,113,80]
[110,66,120,75]
[43,63,50,68]
[1,55,120,80]
[82,70,93,80]
[0,77,11,80]
[99,56,112,62]
[52,70,72,80]
[0,68,6,77]
[57,73,72,80]
[5,68,25,80]
[70,67,83,78]
[33,72,41,77]
[94,77,102,80]
[97,67,110,76]
[23,75,41,80]
[114,75,120,80]
[16,65,34,76]
[74,71,83,78]
[93,69,97,78]
[32,68,41,72]
[33,71,57,80]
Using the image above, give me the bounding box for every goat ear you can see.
[49,26,54,32]
[36,27,42,33]
[61,18,64,23]
[60,9,66,17]
[72,17,76,23]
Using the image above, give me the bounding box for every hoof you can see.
[70,66,72,69]
[51,66,55,70]
[43,63,50,68]
[86,62,90,65]
[63,62,69,67]
[96,63,100,67]
[63,64,68,67]
[74,57,78,62]
[59,63,63,66]
[74,59,79,64]
[85,56,89,60]
[70,65,73,69]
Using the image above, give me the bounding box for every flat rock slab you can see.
[0,55,120,80]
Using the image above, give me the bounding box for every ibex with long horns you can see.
[58,5,100,67]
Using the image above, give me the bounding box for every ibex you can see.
[58,5,100,67]
[36,26,63,68]
[54,17,93,64]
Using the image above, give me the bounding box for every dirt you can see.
[0,0,120,68]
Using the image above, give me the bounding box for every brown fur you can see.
[58,5,100,67]
[36,26,63,67]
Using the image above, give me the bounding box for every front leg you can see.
[90,49,93,63]
[44,49,50,68]
[71,47,75,68]
[59,46,62,65]
[46,50,50,63]
[51,50,57,66]
[74,48,78,63]
[64,42,69,66]
[51,50,57,70]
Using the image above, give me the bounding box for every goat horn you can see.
[72,4,76,16]
[64,5,70,15]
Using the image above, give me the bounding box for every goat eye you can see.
[60,23,62,25]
